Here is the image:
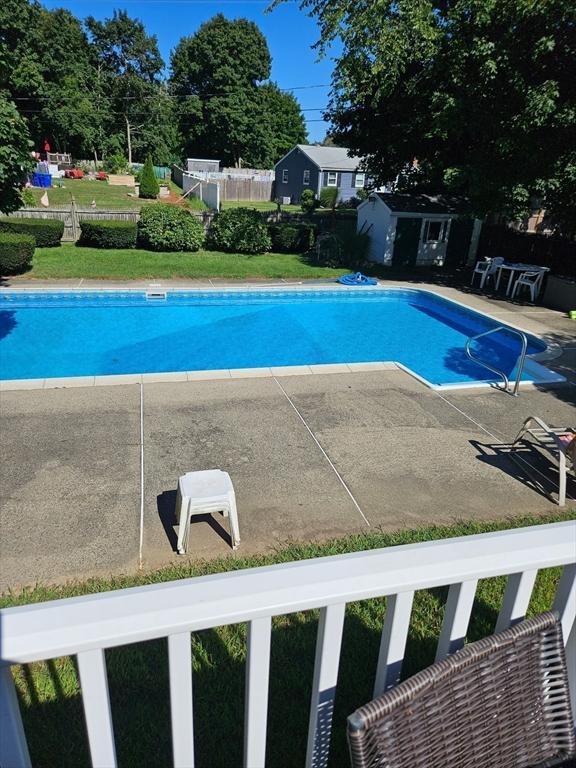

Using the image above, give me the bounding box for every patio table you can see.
[494,262,548,296]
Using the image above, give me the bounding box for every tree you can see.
[139,155,159,199]
[255,83,307,166]
[170,15,306,167]
[0,93,34,213]
[86,10,167,164]
[283,0,576,229]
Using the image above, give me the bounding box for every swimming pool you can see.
[0,288,561,387]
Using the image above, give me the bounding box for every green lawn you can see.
[3,512,573,768]
[22,245,348,280]
[28,179,149,209]
[220,199,302,212]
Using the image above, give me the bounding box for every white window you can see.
[423,220,448,243]
[303,169,310,185]
[354,172,365,188]
[282,169,288,184]
[327,171,338,187]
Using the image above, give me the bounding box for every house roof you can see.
[295,145,363,171]
[375,192,470,215]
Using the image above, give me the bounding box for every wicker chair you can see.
[347,612,575,768]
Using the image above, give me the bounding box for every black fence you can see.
[477,224,575,278]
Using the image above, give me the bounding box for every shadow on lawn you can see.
[13,584,509,768]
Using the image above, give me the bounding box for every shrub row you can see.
[79,220,137,249]
[0,233,35,274]
[0,217,64,247]
[76,210,319,256]
[269,222,316,253]
[78,206,205,252]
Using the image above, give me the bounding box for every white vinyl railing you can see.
[1,520,575,768]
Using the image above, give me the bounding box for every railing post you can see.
[168,632,195,768]
[495,570,537,632]
[244,616,272,768]
[435,580,478,661]
[0,666,32,768]
[305,604,346,768]
[373,592,414,698]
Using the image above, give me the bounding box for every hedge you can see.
[207,208,271,254]
[269,222,316,253]
[0,233,35,274]
[79,220,137,249]
[0,217,63,247]
[137,205,204,251]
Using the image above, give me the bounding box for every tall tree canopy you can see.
[0,93,34,213]
[86,10,175,164]
[170,14,306,167]
[283,0,576,229]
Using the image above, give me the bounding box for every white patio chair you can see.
[470,257,504,290]
[175,469,240,554]
[512,416,575,506]
[511,268,549,302]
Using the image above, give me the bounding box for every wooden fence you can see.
[477,224,576,277]
[7,206,140,242]
[8,205,215,241]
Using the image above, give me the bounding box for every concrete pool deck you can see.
[1,280,575,590]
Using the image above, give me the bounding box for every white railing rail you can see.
[1,521,575,768]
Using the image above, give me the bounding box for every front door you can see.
[392,217,421,267]
[444,218,475,269]
[418,218,450,266]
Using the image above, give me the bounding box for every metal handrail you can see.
[465,325,528,396]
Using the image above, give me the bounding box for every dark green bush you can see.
[139,156,159,199]
[269,222,316,253]
[79,220,137,249]
[0,217,63,247]
[207,208,271,254]
[300,189,319,214]
[0,232,34,274]
[137,204,205,251]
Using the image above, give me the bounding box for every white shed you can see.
[357,193,482,269]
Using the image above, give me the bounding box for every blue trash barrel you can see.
[32,173,52,188]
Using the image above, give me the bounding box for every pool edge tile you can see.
[0,379,46,391]
[310,364,351,375]
[229,368,273,378]
[346,362,399,372]
[186,370,231,381]
[44,376,96,389]
[271,366,313,377]
[141,372,188,383]
[93,374,143,386]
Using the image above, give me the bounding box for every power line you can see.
[12,85,331,101]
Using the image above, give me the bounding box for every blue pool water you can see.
[0,289,549,385]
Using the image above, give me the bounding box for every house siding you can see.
[321,171,368,203]
[274,147,320,203]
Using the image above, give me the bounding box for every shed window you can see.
[282,169,288,184]
[327,171,338,187]
[423,220,448,242]
[354,172,365,188]
[303,169,310,185]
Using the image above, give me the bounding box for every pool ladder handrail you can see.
[465,326,528,397]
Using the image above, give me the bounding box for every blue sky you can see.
[42,0,338,142]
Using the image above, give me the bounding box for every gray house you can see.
[274,145,368,204]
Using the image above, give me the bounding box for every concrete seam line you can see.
[272,375,371,527]
[434,389,573,502]
[139,382,145,568]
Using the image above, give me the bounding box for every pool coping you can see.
[0,283,568,392]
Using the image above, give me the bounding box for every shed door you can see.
[392,218,421,267]
[444,218,475,269]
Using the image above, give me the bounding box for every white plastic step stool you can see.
[175,470,240,554]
